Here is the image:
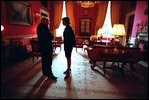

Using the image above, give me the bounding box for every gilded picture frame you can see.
[6,1,32,25]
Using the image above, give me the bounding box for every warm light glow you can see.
[1,25,4,31]
[34,12,40,23]
[112,24,126,36]
[112,24,126,46]
[77,1,99,8]
[35,12,40,17]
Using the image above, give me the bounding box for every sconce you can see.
[1,25,4,31]
[1,25,4,44]
[34,12,40,23]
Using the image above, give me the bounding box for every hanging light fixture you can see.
[77,1,100,8]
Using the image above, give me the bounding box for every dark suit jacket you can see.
[37,23,53,54]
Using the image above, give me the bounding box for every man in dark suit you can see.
[37,17,57,80]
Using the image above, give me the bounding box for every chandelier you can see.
[77,1,100,8]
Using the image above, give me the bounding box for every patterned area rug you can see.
[1,48,148,99]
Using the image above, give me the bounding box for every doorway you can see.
[125,11,135,43]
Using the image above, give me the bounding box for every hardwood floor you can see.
[1,47,148,99]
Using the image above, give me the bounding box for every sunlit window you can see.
[97,1,113,38]
[56,1,66,38]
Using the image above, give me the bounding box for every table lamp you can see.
[112,24,126,47]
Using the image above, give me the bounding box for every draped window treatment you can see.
[111,1,125,46]
[52,1,63,36]
[65,1,75,33]
[111,1,121,26]
[51,1,120,36]
[95,1,108,35]
[52,1,75,36]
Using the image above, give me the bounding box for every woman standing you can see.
[62,17,76,76]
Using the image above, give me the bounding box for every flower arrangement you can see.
[135,21,148,46]
[136,21,148,33]
[90,35,98,42]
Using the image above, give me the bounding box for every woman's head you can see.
[62,17,70,26]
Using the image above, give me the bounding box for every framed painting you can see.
[6,1,32,25]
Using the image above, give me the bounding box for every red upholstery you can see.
[30,38,41,63]
[9,38,32,53]
[86,46,115,61]
[86,45,141,73]
[76,38,84,51]
[101,37,112,41]
[53,37,62,51]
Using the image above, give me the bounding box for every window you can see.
[56,1,66,38]
[97,1,113,38]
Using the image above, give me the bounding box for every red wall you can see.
[131,1,148,38]
[1,1,137,40]
[1,1,42,38]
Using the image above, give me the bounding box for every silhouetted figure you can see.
[62,17,76,76]
[37,17,57,80]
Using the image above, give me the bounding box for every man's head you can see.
[62,17,70,26]
[41,17,49,25]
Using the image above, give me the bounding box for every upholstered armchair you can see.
[76,37,84,52]
[30,38,41,63]
[53,37,62,52]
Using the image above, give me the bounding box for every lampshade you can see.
[112,24,126,36]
